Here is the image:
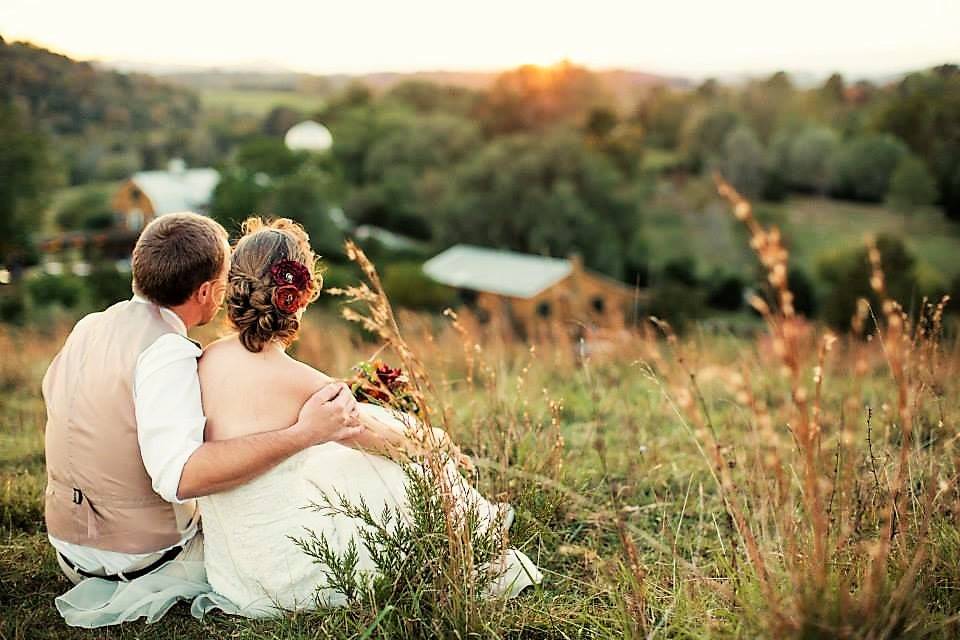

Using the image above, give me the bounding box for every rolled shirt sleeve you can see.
[134,333,206,504]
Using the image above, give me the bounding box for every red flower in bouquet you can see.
[348,359,418,414]
[375,362,405,390]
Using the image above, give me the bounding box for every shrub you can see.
[887,154,939,212]
[26,273,84,309]
[294,465,510,637]
[660,256,699,287]
[55,186,115,231]
[648,281,705,327]
[86,265,132,308]
[706,271,745,311]
[381,262,457,310]
[787,268,818,317]
[817,234,924,329]
[0,289,27,325]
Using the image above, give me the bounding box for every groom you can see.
[42,212,362,618]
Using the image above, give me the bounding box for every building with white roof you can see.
[111,159,220,231]
[423,244,643,339]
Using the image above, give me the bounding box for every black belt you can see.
[58,544,184,582]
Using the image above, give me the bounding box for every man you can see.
[42,212,362,626]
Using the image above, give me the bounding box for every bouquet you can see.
[347,359,475,474]
[347,360,420,415]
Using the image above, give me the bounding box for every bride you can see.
[196,217,541,616]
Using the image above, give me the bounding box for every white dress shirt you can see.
[49,296,204,574]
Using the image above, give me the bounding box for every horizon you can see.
[2,0,959,79]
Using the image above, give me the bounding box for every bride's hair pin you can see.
[269,259,312,314]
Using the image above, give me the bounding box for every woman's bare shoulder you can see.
[281,354,335,397]
[198,335,239,370]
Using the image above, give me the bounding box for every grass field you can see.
[2,191,960,638]
[197,89,326,115]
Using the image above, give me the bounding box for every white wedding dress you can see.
[198,404,542,617]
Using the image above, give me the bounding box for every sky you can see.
[2,0,958,77]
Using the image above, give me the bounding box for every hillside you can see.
[0,36,200,136]
[153,66,689,111]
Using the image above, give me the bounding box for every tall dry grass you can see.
[288,203,959,637]
[637,175,960,637]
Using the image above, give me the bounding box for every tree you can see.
[585,107,618,139]
[828,134,907,202]
[434,130,636,279]
[585,107,645,178]
[0,104,54,272]
[342,112,482,238]
[887,154,939,212]
[874,66,960,218]
[384,81,479,116]
[820,73,846,104]
[739,72,799,141]
[785,126,839,193]
[634,86,693,149]
[209,168,272,236]
[716,125,768,197]
[327,104,410,187]
[681,107,741,171]
[261,106,304,137]
[266,169,344,258]
[477,62,611,135]
[234,137,306,177]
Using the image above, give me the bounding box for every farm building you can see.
[38,160,219,260]
[111,159,220,232]
[423,244,643,340]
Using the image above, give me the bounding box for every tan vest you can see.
[43,299,198,553]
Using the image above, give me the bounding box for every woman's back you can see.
[199,336,327,442]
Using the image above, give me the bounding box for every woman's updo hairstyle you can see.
[226,217,323,353]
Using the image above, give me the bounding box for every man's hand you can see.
[291,381,364,447]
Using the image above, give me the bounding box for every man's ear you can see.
[194,280,213,303]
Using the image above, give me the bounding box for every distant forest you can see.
[2,35,959,326]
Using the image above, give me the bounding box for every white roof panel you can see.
[132,168,220,215]
[422,245,572,299]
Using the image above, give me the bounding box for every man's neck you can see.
[167,303,200,331]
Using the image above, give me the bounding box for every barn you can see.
[423,244,643,340]
[111,159,220,232]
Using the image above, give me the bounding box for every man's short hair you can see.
[132,212,229,307]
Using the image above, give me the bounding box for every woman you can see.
[196,218,541,617]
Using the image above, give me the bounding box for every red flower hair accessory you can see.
[270,259,312,290]
[269,259,312,314]
[273,285,303,314]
